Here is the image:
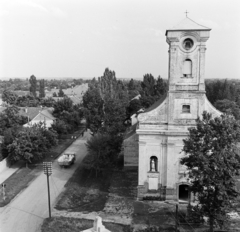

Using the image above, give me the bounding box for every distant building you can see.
[46,83,88,105]
[21,108,55,128]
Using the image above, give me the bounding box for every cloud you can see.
[51,7,67,18]
[198,19,221,30]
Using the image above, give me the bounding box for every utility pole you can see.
[43,162,52,218]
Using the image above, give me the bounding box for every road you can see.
[0,132,90,232]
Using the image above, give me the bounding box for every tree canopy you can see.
[29,75,37,97]
[181,112,240,231]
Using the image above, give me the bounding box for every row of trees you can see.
[206,79,240,120]
[2,89,56,107]
[0,76,85,93]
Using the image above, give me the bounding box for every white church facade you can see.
[124,16,221,201]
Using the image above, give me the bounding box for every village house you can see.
[19,107,55,129]
[124,16,221,202]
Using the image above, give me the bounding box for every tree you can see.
[85,133,122,176]
[181,112,240,231]
[141,73,155,96]
[29,75,37,97]
[7,123,58,165]
[0,105,28,135]
[39,79,45,98]
[85,134,111,176]
[214,99,240,120]
[82,87,104,135]
[58,87,65,97]
[102,97,127,136]
[154,76,167,97]
[2,89,18,105]
[52,97,83,133]
[51,119,70,135]
[53,97,73,116]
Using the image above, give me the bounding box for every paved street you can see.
[0,132,90,232]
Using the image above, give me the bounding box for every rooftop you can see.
[166,17,211,35]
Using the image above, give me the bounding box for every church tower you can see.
[135,17,221,201]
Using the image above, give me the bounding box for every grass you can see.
[41,217,131,232]
[55,166,112,212]
[0,164,41,207]
[0,129,84,207]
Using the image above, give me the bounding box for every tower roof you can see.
[165,17,211,35]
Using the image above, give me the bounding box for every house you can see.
[45,83,88,105]
[124,16,221,202]
[22,108,55,128]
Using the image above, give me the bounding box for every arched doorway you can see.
[179,184,189,201]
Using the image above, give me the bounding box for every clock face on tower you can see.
[182,38,194,50]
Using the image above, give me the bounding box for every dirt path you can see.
[0,132,90,232]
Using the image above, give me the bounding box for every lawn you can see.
[41,217,131,232]
[0,164,41,207]
[55,166,112,212]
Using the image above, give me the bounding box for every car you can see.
[58,153,76,168]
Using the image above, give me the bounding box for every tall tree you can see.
[102,97,127,136]
[29,75,37,97]
[39,79,45,98]
[154,76,167,97]
[58,87,65,97]
[141,73,155,96]
[82,87,104,135]
[181,112,240,231]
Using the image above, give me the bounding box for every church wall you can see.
[123,133,139,167]
[138,134,164,187]
[165,136,186,200]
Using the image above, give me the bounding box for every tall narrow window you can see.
[183,59,192,78]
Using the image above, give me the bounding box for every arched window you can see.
[150,156,158,172]
[183,59,192,78]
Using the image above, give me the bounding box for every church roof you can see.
[166,17,211,35]
[143,93,167,113]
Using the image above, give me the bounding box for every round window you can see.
[182,38,194,50]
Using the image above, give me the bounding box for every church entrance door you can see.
[178,184,189,201]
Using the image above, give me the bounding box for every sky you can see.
[0,0,239,80]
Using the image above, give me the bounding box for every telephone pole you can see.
[43,162,52,218]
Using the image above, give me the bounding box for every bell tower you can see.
[166,17,211,127]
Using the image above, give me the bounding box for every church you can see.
[124,16,221,201]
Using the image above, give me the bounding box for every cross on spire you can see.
[185,10,189,17]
